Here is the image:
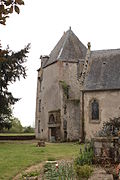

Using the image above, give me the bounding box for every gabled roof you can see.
[84,49,120,91]
[42,28,87,68]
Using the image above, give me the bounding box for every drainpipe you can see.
[82,90,85,142]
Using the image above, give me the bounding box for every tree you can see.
[0,44,30,131]
[0,106,12,131]
[0,0,24,25]
[23,126,34,133]
[0,0,30,131]
[8,117,23,133]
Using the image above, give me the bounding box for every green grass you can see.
[0,141,80,179]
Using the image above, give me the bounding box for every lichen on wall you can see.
[59,80,69,98]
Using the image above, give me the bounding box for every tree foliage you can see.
[0,107,12,131]
[0,0,24,25]
[8,117,23,133]
[0,0,30,131]
[0,44,30,131]
[23,126,34,133]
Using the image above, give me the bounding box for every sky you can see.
[0,0,120,127]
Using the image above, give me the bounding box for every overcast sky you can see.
[0,0,120,127]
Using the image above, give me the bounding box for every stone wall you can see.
[93,137,120,163]
[35,61,81,141]
[66,100,80,141]
[59,61,81,141]
[84,90,120,140]
[35,62,61,140]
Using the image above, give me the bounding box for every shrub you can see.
[75,164,93,179]
[74,143,94,166]
[97,117,120,137]
[74,143,93,179]
[44,161,75,179]
[23,126,34,133]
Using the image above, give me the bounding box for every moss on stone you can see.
[60,81,69,98]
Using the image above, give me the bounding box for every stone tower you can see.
[35,28,87,141]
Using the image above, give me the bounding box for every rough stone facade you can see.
[35,28,120,142]
[35,60,81,141]
[93,137,120,164]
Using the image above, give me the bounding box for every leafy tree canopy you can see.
[0,43,30,128]
[0,43,30,131]
[8,117,23,133]
[23,126,34,133]
[0,0,30,131]
[0,0,24,25]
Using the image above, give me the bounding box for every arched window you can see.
[91,99,99,120]
[49,114,55,124]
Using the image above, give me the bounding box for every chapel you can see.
[35,28,120,141]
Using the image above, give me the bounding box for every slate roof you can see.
[42,28,87,68]
[84,49,120,91]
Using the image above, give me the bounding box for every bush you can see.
[75,164,93,179]
[74,143,94,166]
[97,117,120,137]
[74,143,93,179]
[44,161,75,179]
[23,126,34,133]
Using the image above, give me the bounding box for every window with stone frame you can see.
[90,99,99,121]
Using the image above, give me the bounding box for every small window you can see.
[91,99,99,120]
[40,80,42,92]
[38,120,40,133]
[39,100,41,112]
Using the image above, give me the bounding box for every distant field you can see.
[0,141,80,180]
[0,133,35,136]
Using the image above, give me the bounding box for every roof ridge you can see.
[92,48,120,52]
[57,30,70,59]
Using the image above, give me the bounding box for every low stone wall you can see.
[0,135,35,140]
[92,137,120,163]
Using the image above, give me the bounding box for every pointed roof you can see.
[42,28,87,68]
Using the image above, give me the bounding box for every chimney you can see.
[87,42,91,50]
[40,55,49,68]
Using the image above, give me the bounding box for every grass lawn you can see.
[0,141,80,180]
